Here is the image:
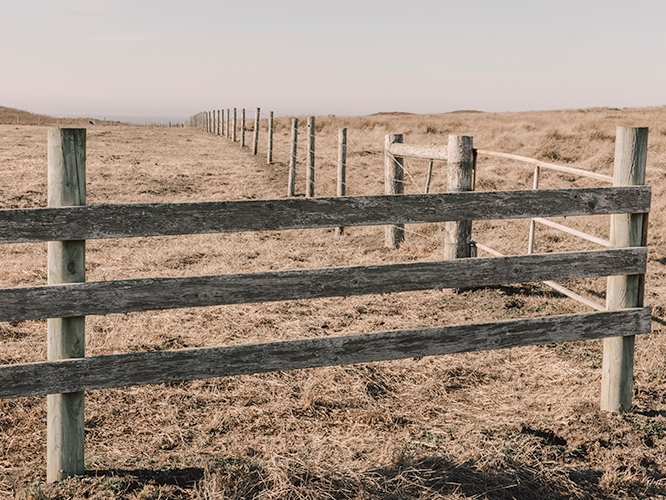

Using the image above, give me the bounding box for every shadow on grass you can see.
[86,467,203,496]
[86,453,660,500]
[48,447,665,500]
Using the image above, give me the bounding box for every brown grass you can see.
[1,106,666,499]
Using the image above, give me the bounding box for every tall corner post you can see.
[384,133,404,247]
[46,128,86,481]
[601,126,648,413]
[444,135,474,259]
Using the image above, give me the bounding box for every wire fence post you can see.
[424,160,434,194]
[287,118,298,196]
[306,116,315,197]
[267,111,274,164]
[601,126,649,413]
[232,108,237,142]
[384,133,404,247]
[226,109,230,139]
[336,127,347,236]
[444,135,474,259]
[253,107,260,155]
[47,128,86,482]
[241,108,246,147]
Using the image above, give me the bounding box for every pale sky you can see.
[2,0,665,121]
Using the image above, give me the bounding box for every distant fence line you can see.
[185,109,346,200]
[0,124,649,483]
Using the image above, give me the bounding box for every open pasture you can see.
[2,107,666,499]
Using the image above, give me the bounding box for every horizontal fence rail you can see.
[474,242,608,311]
[0,248,647,322]
[533,217,612,247]
[476,149,614,182]
[0,308,652,399]
[388,143,448,160]
[0,187,650,243]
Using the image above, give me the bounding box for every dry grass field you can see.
[1,105,666,499]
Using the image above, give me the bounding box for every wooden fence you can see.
[0,126,651,482]
[185,109,344,199]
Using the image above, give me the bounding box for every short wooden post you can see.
[216,110,221,135]
[336,127,347,235]
[241,108,246,147]
[47,128,86,482]
[220,109,225,136]
[385,134,404,247]
[306,116,315,197]
[444,135,474,259]
[601,126,648,413]
[424,160,434,194]
[287,118,298,196]
[267,111,274,164]
[253,107,260,155]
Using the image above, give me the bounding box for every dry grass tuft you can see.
[2,106,666,498]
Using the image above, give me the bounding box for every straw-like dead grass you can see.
[1,106,666,499]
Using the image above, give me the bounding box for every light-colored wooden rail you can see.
[0,308,651,399]
[388,143,448,160]
[476,149,614,182]
[474,242,607,311]
[0,248,646,322]
[533,217,611,247]
[0,187,650,244]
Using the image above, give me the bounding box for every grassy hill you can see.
[0,105,119,126]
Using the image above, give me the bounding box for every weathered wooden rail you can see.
[0,127,651,483]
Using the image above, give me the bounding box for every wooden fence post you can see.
[385,134,404,247]
[221,109,225,136]
[336,127,347,236]
[444,135,474,259]
[253,107,260,155]
[226,109,230,138]
[267,111,274,164]
[424,160,434,194]
[241,108,246,147]
[287,118,298,196]
[306,116,315,197]
[47,128,86,482]
[601,126,648,413]
[232,108,237,142]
